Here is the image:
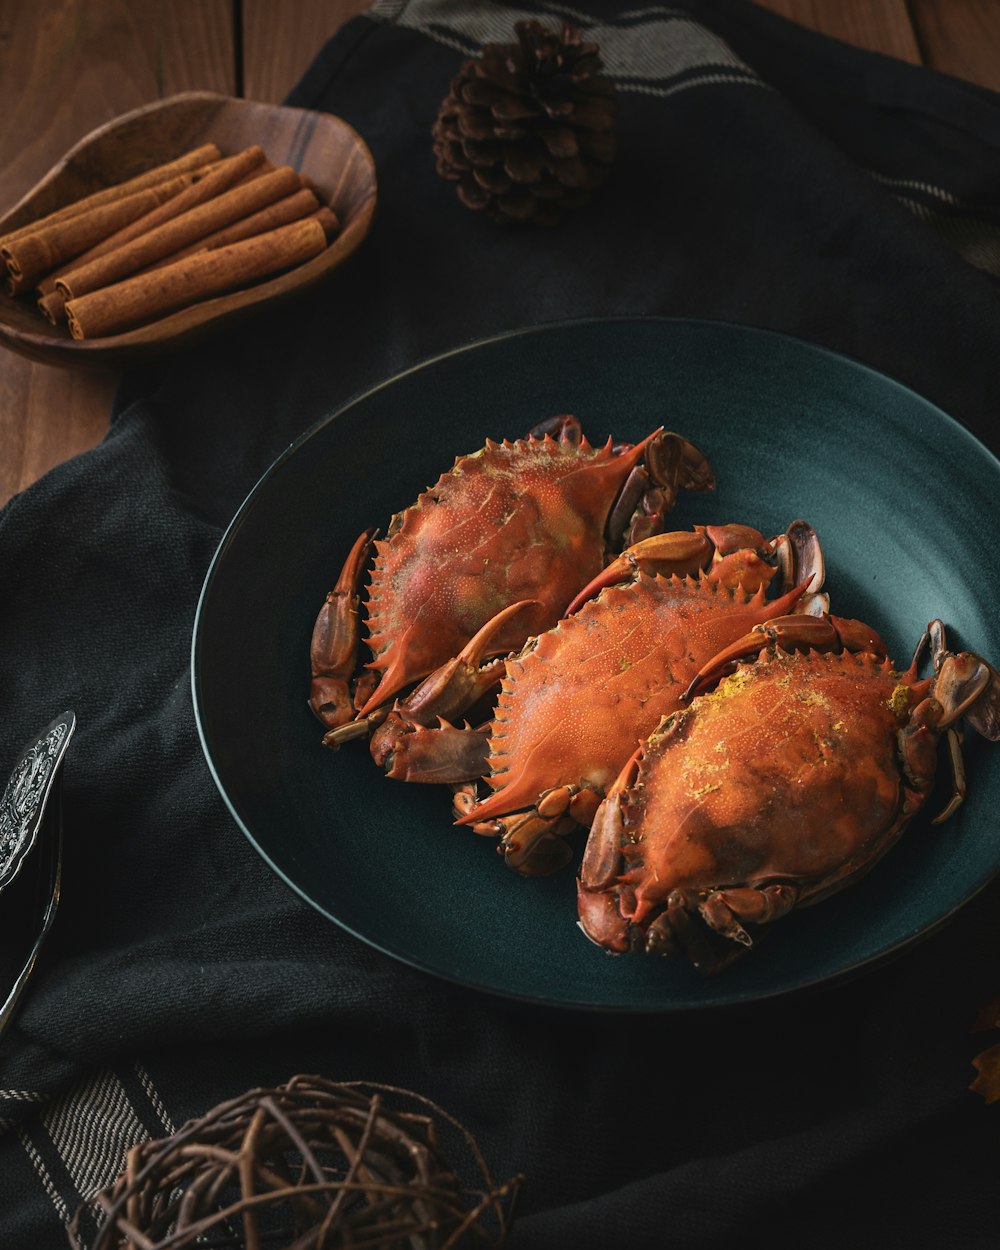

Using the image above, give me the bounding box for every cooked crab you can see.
[577,614,1000,971]
[309,415,713,741]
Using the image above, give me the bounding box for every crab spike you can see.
[528,413,583,444]
[682,609,887,702]
[753,575,815,623]
[358,598,537,720]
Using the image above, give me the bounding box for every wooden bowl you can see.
[0,92,377,368]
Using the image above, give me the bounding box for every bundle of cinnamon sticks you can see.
[0,144,340,339]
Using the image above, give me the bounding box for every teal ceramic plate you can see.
[192,319,1000,1010]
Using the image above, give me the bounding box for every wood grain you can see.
[752,0,921,62]
[908,0,1000,92]
[241,0,373,103]
[0,364,116,497]
[0,1,235,208]
[0,0,234,506]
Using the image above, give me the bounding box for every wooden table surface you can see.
[1,0,999,510]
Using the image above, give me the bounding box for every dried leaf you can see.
[973,995,1000,1032]
[971,1041,1000,1103]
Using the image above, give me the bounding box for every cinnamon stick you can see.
[0,144,221,249]
[39,202,338,326]
[55,165,303,304]
[1,172,200,293]
[64,216,329,339]
[35,146,266,297]
[37,289,65,326]
[145,187,328,267]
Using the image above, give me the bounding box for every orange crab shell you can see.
[458,569,806,826]
[618,648,917,931]
[359,431,656,713]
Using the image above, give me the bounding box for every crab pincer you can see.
[309,528,377,736]
[368,600,536,784]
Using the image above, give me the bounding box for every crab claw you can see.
[920,619,1000,742]
[309,527,376,728]
[682,610,888,702]
[371,716,490,784]
[605,430,715,548]
[646,430,716,501]
[367,600,538,781]
[774,519,826,599]
[566,528,717,612]
[391,599,536,727]
[965,662,1000,741]
[578,883,632,953]
[577,750,642,952]
[580,748,640,891]
[935,651,1000,738]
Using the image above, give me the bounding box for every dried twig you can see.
[69,1076,522,1250]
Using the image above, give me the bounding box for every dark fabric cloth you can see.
[2,1,1000,1245]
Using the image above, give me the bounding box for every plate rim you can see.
[191,314,1000,1012]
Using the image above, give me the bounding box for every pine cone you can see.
[432,20,617,225]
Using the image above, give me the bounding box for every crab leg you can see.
[643,892,761,974]
[368,600,535,782]
[309,528,376,729]
[495,784,604,875]
[932,727,966,825]
[698,883,799,947]
[682,613,889,702]
[639,885,798,971]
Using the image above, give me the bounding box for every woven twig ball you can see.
[70,1075,521,1249]
[432,19,617,225]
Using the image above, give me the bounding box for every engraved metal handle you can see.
[0,711,75,1043]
